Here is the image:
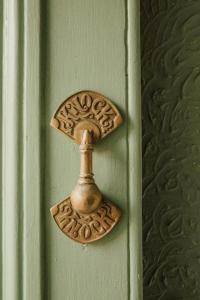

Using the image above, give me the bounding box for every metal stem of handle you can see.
[79,130,94,184]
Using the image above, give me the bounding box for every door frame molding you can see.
[2,1,43,299]
[1,1,143,299]
[127,0,143,299]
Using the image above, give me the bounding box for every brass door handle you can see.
[71,129,102,214]
[50,90,122,243]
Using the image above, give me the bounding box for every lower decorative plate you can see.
[50,197,121,244]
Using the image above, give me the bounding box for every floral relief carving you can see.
[141,0,200,299]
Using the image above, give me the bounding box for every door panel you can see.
[44,1,128,299]
[1,1,142,300]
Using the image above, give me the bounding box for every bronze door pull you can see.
[50,90,122,244]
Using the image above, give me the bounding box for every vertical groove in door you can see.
[127,0,143,299]
[40,1,48,299]
[2,1,23,299]
[23,0,44,299]
[0,0,3,297]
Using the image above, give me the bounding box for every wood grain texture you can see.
[127,0,143,299]
[23,1,43,299]
[1,1,142,299]
[141,0,200,299]
[0,0,3,297]
[2,1,23,299]
[2,1,44,299]
[43,1,129,299]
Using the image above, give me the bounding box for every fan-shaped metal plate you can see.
[50,90,122,144]
[50,196,121,244]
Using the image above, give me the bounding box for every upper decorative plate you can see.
[50,90,122,144]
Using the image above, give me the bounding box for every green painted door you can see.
[1,1,142,300]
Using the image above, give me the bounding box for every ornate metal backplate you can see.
[50,90,122,144]
[50,196,121,244]
[50,90,122,244]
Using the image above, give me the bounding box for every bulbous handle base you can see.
[70,182,102,214]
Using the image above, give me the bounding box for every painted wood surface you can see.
[1,1,142,300]
[2,1,23,300]
[43,2,128,299]
[23,1,43,299]
[128,1,143,299]
[0,0,3,297]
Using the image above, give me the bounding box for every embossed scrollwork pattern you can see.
[51,91,122,141]
[141,0,200,299]
[51,197,121,243]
